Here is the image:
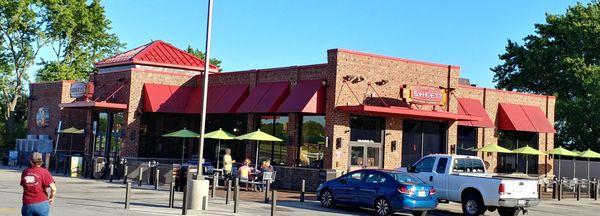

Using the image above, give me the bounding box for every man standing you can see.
[20,152,56,216]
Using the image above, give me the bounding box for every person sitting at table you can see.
[238,158,253,191]
[223,148,235,188]
[257,160,274,192]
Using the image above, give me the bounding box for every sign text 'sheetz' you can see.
[70,82,87,98]
[403,85,447,105]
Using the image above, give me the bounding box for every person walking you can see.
[20,152,56,216]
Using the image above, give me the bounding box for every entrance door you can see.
[401,120,447,167]
[349,116,384,170]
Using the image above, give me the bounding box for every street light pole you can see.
[197,0,214,179]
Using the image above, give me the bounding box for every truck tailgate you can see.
[500,179,538,199]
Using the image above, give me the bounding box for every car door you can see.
[409,156,437,184]
[332,171,364,204]
[432,157,449,199]
[357,171,383,206]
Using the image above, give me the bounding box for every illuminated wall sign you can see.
[402,85,447,105]
[36,107,50,128]
[70,82,87,98]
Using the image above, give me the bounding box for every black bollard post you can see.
[138,167,143,187]
[596,179,599,201]
[300,179,306,202]
[234,178,240,213]
[576,182,580,201]
[169,180,175,208]
[109,163,114,182]
[271,190,277,216]
[154,169,160,190]
[125,182,131,209]
[558,180,562,201]
[123,165,128,184]
[552,180,557,199]
[182,185,187,215]
[264,179,271,203]
[225,180,232,205]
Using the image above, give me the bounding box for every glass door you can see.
[401,120,447,167]
[349,116,384,170]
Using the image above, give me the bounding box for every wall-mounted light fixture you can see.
[336,137,342,149]
[391,141,397,152]
[450,145,456,154]
[375,79,389,86]
[352,76,365,84]
[343,75,355,82]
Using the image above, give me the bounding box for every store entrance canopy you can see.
[457,98,494,128]
[59,101,127,111]
[336,105,481,121]
[497,103,555,133]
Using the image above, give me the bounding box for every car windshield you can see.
[387,172,424,184]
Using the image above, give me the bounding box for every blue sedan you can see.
[317,169,437,216]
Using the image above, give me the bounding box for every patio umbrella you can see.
[511,145,546,175]
[545,147,578,180]
[58,127,84,155]
[162,128,200,165]
[578,149,600,180]
[204,128,236,169]
[236,129,283,171]
[475,144,513,153]
[572,150,582,178]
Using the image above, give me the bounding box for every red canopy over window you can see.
[143,83,249,114]
[457,98,494,128]
[236,82,290,113]
[277,80,325,114]
[497,103,555,133]
[208,84,249,114]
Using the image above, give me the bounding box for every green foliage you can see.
[492,1,600,151]
[36,0,124,82]
[185,45,222,70]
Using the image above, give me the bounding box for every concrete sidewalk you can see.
[1,166,599,216]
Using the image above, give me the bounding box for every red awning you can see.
[142,84,193,113]
[277,80,325,114]
[521,105,556,133]
[59,101,127,110]
[497,103,554,133]
[236,82,290,113]
[457,98,494,128]
[208,84,249,113]
[336,105,481,121]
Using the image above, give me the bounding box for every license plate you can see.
[417,190,427,197]
[517,200,526,205]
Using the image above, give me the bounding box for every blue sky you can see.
[37,0,590,88]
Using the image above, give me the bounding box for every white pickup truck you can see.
[403,154,540,216]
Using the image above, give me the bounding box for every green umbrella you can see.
[163,128,200,165]
[58,127,84,155]
[236,129,283,171]
[545,146,578,180]
[204,128,236,169]
[512,145,546,174]
[578,149,600,179]
[476,144,513,153]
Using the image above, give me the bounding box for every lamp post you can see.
[198,0,214,179]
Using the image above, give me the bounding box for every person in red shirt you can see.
[20,152,56,216]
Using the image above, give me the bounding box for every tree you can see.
[35,0,124,82]
[0,0,46,147]
[492,2,600,151]
[186,45,222,70]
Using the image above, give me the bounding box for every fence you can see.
[554,159,600,179]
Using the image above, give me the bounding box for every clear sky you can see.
[40,0,591,88]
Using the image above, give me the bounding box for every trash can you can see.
[318,169,337,184]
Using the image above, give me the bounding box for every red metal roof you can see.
[457,98,494,128]
[208,84,249,114]
[236,82,290,113]
[521,105,556,133]
[497,103,537,132]
[95,40,219,71]
[336,105,481,121]
[277,80,325,114]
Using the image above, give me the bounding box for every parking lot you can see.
[0,167,598,216]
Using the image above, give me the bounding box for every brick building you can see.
[27,40,556,189]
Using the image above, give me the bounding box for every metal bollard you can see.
[264,180,271,203]
[123,165,128,184]
[226,180,232,205]
[154,169,160,190]
[169,181,175,208]
[576,183,580,201]
[558,180,562,201]
[125,182,131,209]
[537,183,541,199]
[596,180,599,201]
[234,178,240,213]
[271,190,277,216]
[552,180,557,199]
[109,163,114,182]
[182,185,187,215]
[211,173,217,198]
[300,179,306,202]
[138,167,144,187]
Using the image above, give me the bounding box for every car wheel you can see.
[462,193,485,216]
[411,210,428,216]
[374,197,392,216]
[320,189,335,208]
[498,207,520,216]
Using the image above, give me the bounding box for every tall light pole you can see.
[197,0,213,179]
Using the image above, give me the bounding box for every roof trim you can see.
[331,48,460,70]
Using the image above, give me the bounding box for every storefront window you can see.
[258,115,289,166]
[298,115,325,168]
[457,126,477,156]
[350,146,364,166]
[497,131,539,174]
[402,120,447,167]
[350,116,383,143]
